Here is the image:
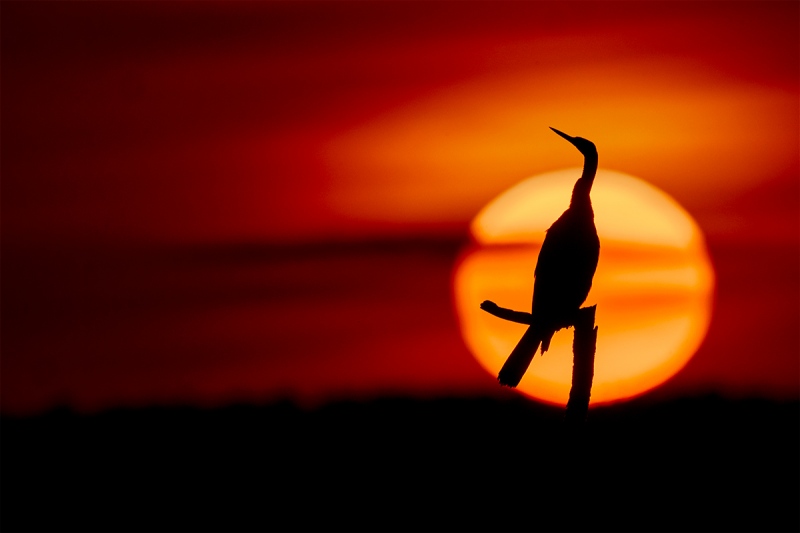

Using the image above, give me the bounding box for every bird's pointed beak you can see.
[550,127,575,144]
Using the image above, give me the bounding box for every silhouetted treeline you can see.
[2,395,798,532]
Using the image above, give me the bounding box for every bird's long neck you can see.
[569,152,599,209]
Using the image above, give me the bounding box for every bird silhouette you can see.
[481,127,600,387]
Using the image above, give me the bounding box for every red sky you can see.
[2,1,798,414]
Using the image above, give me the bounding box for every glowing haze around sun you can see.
[454,168,715,405]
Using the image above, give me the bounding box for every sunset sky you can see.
[2,1,798,415]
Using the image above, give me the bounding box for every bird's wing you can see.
[532,215,576,308]
[532,213,599,318]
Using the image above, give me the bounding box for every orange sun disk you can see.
[453,169,715,405]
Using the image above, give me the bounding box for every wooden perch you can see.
[564,305,597,426]
[480,301,599,424]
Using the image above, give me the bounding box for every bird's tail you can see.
[497,326,542,387]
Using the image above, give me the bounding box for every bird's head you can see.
[550,127,597,158]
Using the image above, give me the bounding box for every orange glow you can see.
[324,58,797,228]
[453,170,715,405]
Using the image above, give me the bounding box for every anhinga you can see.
[481,127,600,387]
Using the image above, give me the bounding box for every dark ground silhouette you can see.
[2,395,798,532]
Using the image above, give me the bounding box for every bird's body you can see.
[495,128,600,387]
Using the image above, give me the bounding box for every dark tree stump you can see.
[564,305,597,426]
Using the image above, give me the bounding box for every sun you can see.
[453,168,715,405]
